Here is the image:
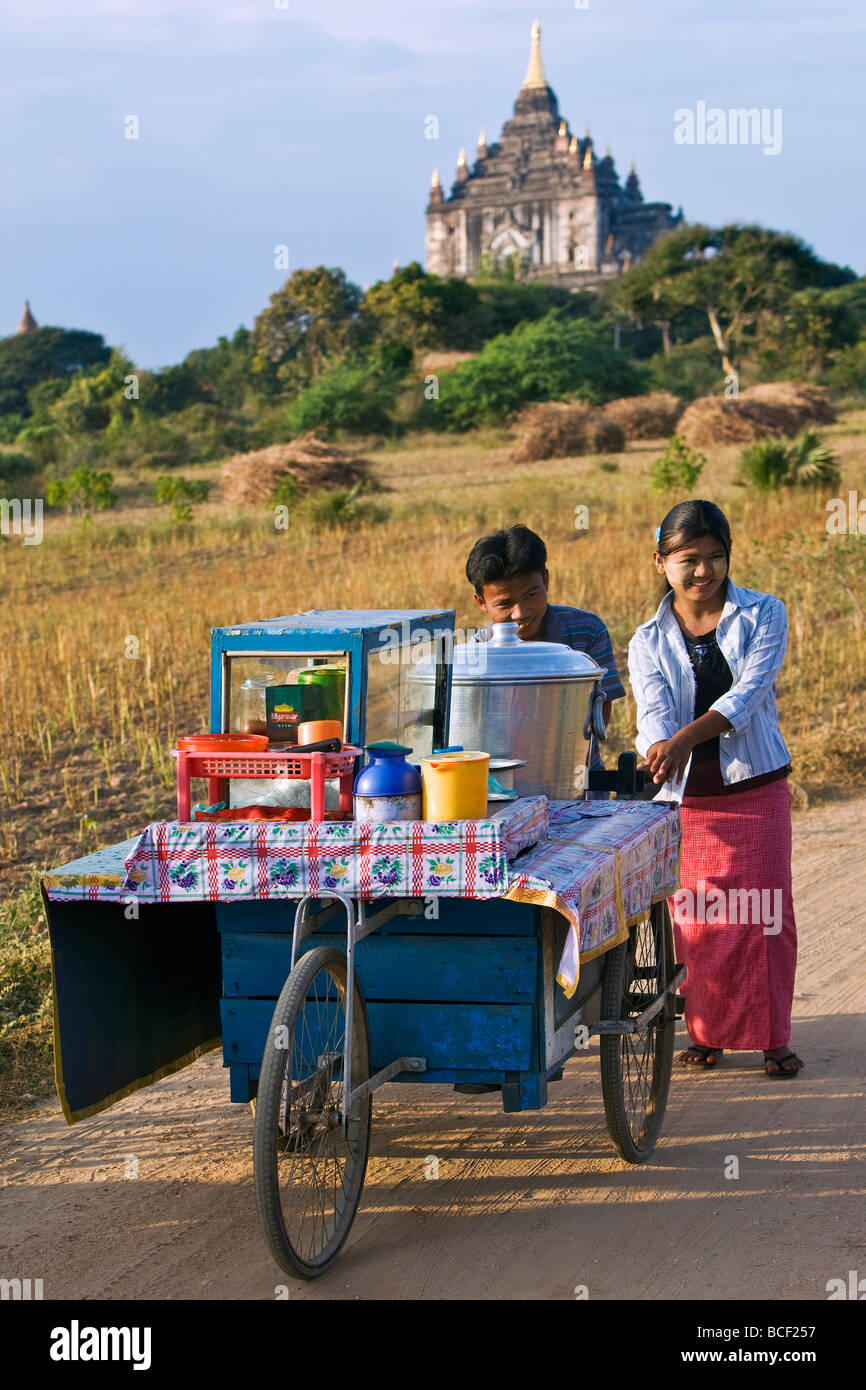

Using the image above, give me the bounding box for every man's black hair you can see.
[465,525,547,593]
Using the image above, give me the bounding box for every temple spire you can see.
[17,300,37,334]
[521,19,547,89]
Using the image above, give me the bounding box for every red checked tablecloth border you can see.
[43,798,681,994]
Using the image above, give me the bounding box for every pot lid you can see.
[417,621,606,684]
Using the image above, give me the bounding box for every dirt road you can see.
[2,797,863,1301]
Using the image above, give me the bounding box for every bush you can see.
[736,438,791,490]
[827,341,866,394]
[430,314,647,431]
[153,475,211,505]
[0,450,41,483]
[651,435,706,492]
[737,429,840,491]
[300,482,387,530]
[101,412,193,470]
[285,361,399,437]
[269,474,298,508]
[786,429,840,487]
[45,465,117,515]
[15,421,64,467]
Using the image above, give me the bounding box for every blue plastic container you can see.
[353,742,422,822]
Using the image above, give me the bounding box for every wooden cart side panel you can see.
[221,931,538,1003]
[221,997,536,1073]
[46,893,222,1124]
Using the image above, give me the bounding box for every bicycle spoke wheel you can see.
[254,945,371,1278]
[599,900,675,1163]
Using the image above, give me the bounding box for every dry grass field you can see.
[1,411,864,1107]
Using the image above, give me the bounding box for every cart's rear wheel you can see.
[599,900,675,1163]
[254,945,371,1278]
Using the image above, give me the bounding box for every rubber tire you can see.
[599,900,675,1164]
[254,945,372,1278]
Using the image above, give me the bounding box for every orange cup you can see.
[297,719,343,745]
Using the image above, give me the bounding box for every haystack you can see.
[601,391,684,441]
[678,381,836,448]
[509,401,625,463]
[222,434,373,507]
[740,381,835,427]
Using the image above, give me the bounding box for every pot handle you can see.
[584,688,608,743]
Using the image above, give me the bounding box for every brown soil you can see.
[1,796,863,1301]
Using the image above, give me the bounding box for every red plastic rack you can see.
[172,746,362,823]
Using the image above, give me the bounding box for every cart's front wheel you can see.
[599,900,675,1164]
[254,945,371,1278]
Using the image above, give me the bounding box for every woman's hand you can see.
[646,731,696,784]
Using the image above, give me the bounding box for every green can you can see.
[297,665,346,722]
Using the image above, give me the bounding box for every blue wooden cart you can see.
[44,609,684,1280]
[226,882,681,1278]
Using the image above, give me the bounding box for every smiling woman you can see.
[628,500,804,1080]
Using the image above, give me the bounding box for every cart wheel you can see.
[254,945,371,1278]
[599,900,675,1164]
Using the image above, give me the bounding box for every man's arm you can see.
[587,620,626,706]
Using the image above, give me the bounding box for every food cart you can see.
[43,609,684,1280]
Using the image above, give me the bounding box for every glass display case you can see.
[210,610,454,757]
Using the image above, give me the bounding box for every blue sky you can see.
[1,0,863,369]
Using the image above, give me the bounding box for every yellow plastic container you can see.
[421,751,490,821]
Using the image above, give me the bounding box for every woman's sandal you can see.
[677,1044,722,1067]
[764,1050,804,1079]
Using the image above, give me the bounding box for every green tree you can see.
[134,363,201,416]
[253,267,364,390]
[362,262,468,352]
[184,326,278,406]
[612,233,695,356]
[0,327,111,416]
[760,286,859,377]
[613,224,856,379]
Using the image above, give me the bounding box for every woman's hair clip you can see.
[654,526,661,542]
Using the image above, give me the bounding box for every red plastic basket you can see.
[172,746,362,823]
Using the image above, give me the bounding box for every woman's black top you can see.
[682,629,791,798]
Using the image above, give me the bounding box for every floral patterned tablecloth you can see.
[502,800,682,994]
[43,797,680,998]
[116,796,549,904]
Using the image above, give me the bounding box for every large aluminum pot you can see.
[412,621,606,800]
